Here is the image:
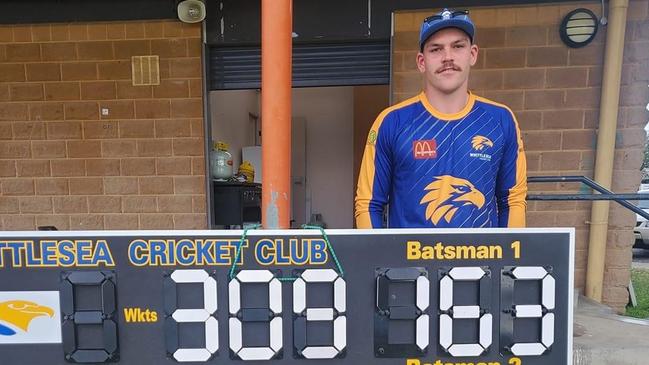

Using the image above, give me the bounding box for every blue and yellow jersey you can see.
[355,91,527,228]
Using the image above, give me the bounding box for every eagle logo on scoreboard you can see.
[0,291,61,344]
[419,175,485,225]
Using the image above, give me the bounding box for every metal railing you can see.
[527,175,649,220]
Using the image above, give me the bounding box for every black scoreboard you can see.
[0,228,573,365]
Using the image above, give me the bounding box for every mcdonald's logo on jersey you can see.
[413,139,437,160]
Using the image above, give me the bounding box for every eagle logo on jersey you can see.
[0,300,54,336]
[419,175,485,224]
[471,135,493,151]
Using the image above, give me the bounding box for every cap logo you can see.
[441,10,452,20]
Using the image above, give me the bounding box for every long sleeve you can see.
[496,109,527,227]
[355,112,394,228]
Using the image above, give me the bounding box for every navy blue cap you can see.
[419,9,475,50]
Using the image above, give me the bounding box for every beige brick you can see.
[69,177,103,195]
[193,196,206,213]
[524,90,565,110]
[61,62,97,81]
[107,24,126,39]
[503,69,545,89]
[114,40,151,59]
[125,23,145,39]
[68,24,88,41]
[119,120,154,138]
[30,103,64,121]
[515,111,542,130]
[44,82,80,101]
[121,158,155,175]
[19,196,53,213]
[97,61,131,80]
[88,196,121,213]
[619,129,647,148]
[187,38,201,56]
[104,176,138,194]
[137,140,173,157]
[182,23,201,38]
[51,24,70,41]
[0,123,10,139]
[480,90,524,111]
[189,119,204,137]
[32,140,66,158]
[0,27,12,42]
[621,83,649,107]
[151,38,187,58]
[81,81,116,100]
[173,213,206,229]
[26,63,61,81]
[51,159,85,177]
[6,44,40,62]
[173,138,204,156]
[506,26,547,46]
[0,141,30,158]
[17,160,50,177]
[191,157,205,175]
[565,88,601,109]
[140,214,174,229]
[526,152,540,171]
[169,58,201,78]
[189,79,202,97]
[77,41,113,60]
[36,215,70,230]
[153,80,190,98]
[174,176,204,194]
[526,211,556,227]
[64,102,99,120]
[67,140,101,158]
[393,31,418,52]
[392,72,422,94]
[35,178,69,195]
[157,157,191,175]
[526,47,568,67]
[163,22,184,37]
[53,196,88,213]
[485,48,526,68]
[569,44,604,66]
[157,196,193,213]
[155,119,191,138]
[86,159,120,176]
[70,214,104,230]
[135,100,170,119]
[47,121,82,139]
[562,130,596,150]
[614,149,644,170]
[468,70,503,90]
[139,176,173,194]
[144,22,164,38]
[105,214,138,229]
[116,81,152,99]
[542,110,585,130]
[0,85,9,101]
[83,121,118,139]
[2,215,35,230]
[0,103,29,121]
[170,99,203,118]
[41,43,75,61]
[13,25,32,41]
[0,197,19,213]
[522,131,562,151]
[87,24,107,40]
[99,101,135,120]
[0,160,16,176]
[10,84,44,101]
[123,196,157,213]
[624,41,649,63]
[102,140,137,157]
[0,64,26,82]
[2,178,34,195]
[546,67,588,88]
[13,122,46,140]
[540,151,581,170]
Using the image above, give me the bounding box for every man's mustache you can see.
[436,63,461,73]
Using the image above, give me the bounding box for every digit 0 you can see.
[229,270,283,361]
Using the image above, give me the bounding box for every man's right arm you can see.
[355,112,393,228]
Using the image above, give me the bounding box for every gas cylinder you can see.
[210,141,233,180]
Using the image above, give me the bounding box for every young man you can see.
[355,9,527,228]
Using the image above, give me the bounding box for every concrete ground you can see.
[573,249,649,364]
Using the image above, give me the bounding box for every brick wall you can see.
[0,20,207,230]
[393,0,649,310]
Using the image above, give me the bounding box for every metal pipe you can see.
[261,0,292,229]
[585,0,629,302]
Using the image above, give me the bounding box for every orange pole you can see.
[261,0,292,229]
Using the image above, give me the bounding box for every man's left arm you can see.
[496,109,527,227]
